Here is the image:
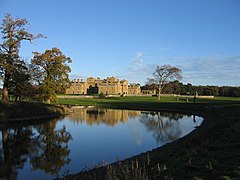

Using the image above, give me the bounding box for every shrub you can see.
[99,92,106,99]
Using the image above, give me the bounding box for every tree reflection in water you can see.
[0,127,37,179]
[0,120,72,179]
[30,121,72,176]
[139,112,183,144]
[0,109,200,179]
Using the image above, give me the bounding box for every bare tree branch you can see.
[148,64,182,100]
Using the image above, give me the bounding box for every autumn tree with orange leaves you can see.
[32,48,72,103]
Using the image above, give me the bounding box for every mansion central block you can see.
[66,77,141,95]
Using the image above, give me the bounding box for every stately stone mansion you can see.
[66,77,141,95]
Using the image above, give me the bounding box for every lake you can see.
[0,107,203,179]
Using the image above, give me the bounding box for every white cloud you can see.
[158,47,172,51]
[126,54,240,86]
[136,51,144,59]
[133,59,143,68]
[177,55,240,85]
[129,51,144,71]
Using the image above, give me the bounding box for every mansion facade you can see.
[66,77,141,95]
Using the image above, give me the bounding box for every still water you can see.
[0,108,203,179]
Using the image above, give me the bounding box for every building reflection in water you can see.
[0,108,201,179]
[67,108,186,144]
[67,108,141,126]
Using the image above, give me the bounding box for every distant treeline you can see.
[141,81,240,97]
[1,81,239,98]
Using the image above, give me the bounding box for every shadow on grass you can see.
[0,102,64,121]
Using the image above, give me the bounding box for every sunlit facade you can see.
[65,77,140,95]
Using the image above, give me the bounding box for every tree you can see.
[203,86,219,96]
[0,14,43,102]
[163,80,183,94]
[8,61,30,101]
[31,48,72,103]
[148,65,182,100]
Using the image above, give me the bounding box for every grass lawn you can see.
[57,96,240,179]
[57,95,240,105]
[57,96,240,116]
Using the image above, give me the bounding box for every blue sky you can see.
[1,0,240,86]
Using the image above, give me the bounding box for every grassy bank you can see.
[57,96,240,179]
[0,102,65,122]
